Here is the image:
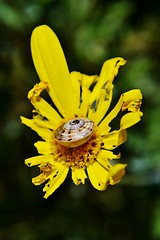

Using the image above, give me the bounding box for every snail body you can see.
[54,118,94,148]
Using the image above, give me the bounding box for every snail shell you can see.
[54,118,94,148]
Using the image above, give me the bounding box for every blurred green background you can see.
[0,0,160,239]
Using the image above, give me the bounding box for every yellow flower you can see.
[20,25,143,198]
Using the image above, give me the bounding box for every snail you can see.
[54,118,94,148]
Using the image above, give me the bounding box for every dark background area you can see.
[0,0,160,239]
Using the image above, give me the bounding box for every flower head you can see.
[21,25,143,198]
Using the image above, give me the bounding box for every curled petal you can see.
[122,89,142,112]
[98,89,143,134]
[28,81,48,103]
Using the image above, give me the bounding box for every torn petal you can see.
[32,161,61,185]
[43,165,69,198]
[122,89,142,112]
[72,168,87,185]
[98,89,143,134]
[90,57,126,104]
[28,82,48,103]
[97,149,121,169]
[102,129,127,150]
[25,155,53,167]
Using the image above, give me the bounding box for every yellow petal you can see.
[98,94,124,133]
[96,149,120,172]
[109,163,127,185]
[90,57,126,106]
[81,73,97,89]
[32,161,62,185]
[25,155,53,167]
[72,168,87,185]
[96,160,111,171]
[88,88,110,125]
[70,71,81,115]
[87,58,126,124]
[99,89,143,134]
[71,72,97,116]
[102,129,127,150]
[122,89,142,112]
[32,173,47,185]
[87,162,109,191]
[97,149,120,162]
[29,95,62,129]
[43,165,69,198]
[34,141,52,155]
[72,58,125,123]
[79,85,91,117]
[20,116,52,141]
[120,112,143,129]
[28,81,48,102]
[31,115,55,130]
[31,25,75,118]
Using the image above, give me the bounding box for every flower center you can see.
[54,132,101,169]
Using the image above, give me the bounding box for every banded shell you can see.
[54,118,94,148]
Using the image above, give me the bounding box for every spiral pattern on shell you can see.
[54,118,94,148]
